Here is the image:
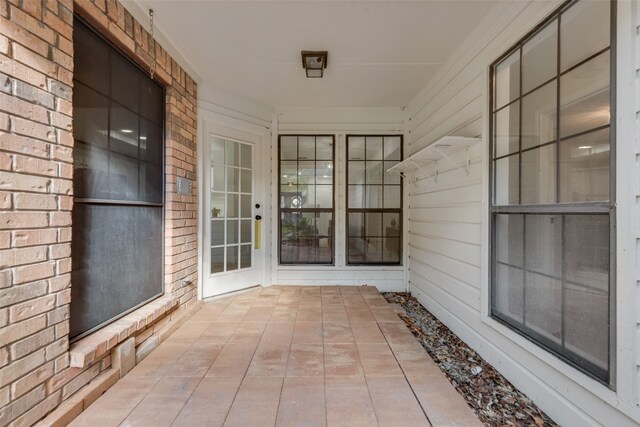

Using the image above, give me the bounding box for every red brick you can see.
[13,155,58,177]
[0,55,48,89]
[43,8,72,40]
[0,212,48,230]
[11,43,58,78]
[14,193,57,210]
[8,294,55,321]
[11,229,57,248]
[0,15,49,57]
[0,91,49,124]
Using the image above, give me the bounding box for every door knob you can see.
[255,215,262,221]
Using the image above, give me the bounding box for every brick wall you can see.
[0,0,199,425]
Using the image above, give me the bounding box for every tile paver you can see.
[71,285,481,427]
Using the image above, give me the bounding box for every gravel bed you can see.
[383,292,557,427]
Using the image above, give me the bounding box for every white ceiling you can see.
[134,1,499,108]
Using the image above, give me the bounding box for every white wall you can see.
[272,107,407,292]
[405,0,640,425]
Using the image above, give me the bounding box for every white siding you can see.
[272,107,406,291]
[633,0,640,409]
[406,0,640,425]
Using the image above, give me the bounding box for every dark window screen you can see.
[70,18,164,341]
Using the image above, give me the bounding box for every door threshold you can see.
[202,284,262,302]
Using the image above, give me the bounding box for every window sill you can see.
[69,295,178,369]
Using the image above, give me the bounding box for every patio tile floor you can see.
[69,286,481,427]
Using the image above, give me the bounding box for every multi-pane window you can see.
[347,135,402,265]
[490,0,613,384]
[210,138,253,274]
[279,135,334,264]
[71,18,164,340]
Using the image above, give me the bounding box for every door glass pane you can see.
[227,246,238,271]
[211,193,225,218]
[522,20,557,94]
[227,194,239,218]
[212,166,225,192]
[226,141,239,166]
[559,128,609,202]
[240,220,251,243]
[212,137,225,164]
[227,168,239,192]
[211,220,224,246]
[494,50,520,110]
[241,195,252,218]
[559,51,609,139]
[560,0,610,72]
[241,169,252,193]
[240,244,251,269]
[227,220,238,244]
[211,247,224,274]
[240,143,252,168]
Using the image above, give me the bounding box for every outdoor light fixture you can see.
[301,51,328,78]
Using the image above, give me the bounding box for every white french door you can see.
[203,133,263,297]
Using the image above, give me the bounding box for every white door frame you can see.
[197,106,272,299]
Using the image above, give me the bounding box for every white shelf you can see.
[387,136,480,182]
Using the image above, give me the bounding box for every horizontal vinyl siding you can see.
[406,0,640,425]
[634,0,640,408]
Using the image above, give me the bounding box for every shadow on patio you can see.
[68,286,480,426]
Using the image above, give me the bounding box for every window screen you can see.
[70,18,164,340]
[489,0,614,384]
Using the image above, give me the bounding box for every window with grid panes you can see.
[489,0,614,384]
[279,135,334,264]
[347,135,402,265]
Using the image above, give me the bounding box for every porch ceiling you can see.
[127,0,499,108]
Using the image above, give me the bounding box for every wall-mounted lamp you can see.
[301,51,328,78]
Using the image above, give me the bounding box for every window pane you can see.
[494,264,524,323]
[384,137,402,160]
[348,185,365,208]
[139,119,162,165]
[211,137,225,165]
[494,155,519,205]
[521,80,557,150]
[365,212,382,236]
[564,214,609,372]
[383,186,401,209]
[383,213,400,236]
[525,215,562,277]
[348,213,364,237]
[317,212,333,238]
[211,247,224,274]
[494,50,520,110]
[521,144,556,204]
[298,161,315,185]
[226,141,239,166]
[560,0,610,72]
[522,20,557,94]
[383,238,401,263]
[298,185,315,208]
[348,137,365,160]
[240,143,252,168]
[299,136,315,160]
[316,186,332,208]
[281,136,297,160]
[281,161,297,185]
[74,142,108,199]
[559,51,609,139]
[494,101,520,158]
[559,128,609,203]
[73,83,108,149]
[366,238,384,263]
[110,104,139,157]
[349,162,366,185]
[495,214,523,267]
[348,237,367,263]
[366,137,383,160]
[366,186,383,208]
[316,136,333,160]
[73,24,109,93]
[111,53,139,113]
[139,162,162,203]
[384,162,401,185]
[525,272,561,345]
[316,161,333,185]
[366,161,383,184]
[109,153,137,200]
[211,220,224,246]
